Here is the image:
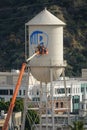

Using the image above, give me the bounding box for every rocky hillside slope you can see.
[0,0,87,77]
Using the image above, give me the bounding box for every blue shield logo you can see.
[30,30,48,53]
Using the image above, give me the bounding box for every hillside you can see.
[0,0,87,77]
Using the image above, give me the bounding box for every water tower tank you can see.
[25,9,66,83]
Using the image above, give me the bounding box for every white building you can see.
[29,77,87,115]
[0,69,87,115]
[0,70,36,101]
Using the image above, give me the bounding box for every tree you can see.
[0,101,10,113]
[69,121,84,130]
[25,110,40,130]
[13,98,24,112]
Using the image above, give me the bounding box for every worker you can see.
[35,44,48,55]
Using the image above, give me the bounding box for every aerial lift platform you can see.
[2,45,48,130]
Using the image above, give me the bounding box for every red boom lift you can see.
[2,45,48,130]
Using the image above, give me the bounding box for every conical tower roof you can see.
[26,8,65,26]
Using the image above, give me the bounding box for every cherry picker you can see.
[2,45,48,130]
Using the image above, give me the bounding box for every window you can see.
[56,102,59,108]
[72,96,80,113]
[55,88,65,94]
[68,88,71,93]
[0,90,8,95]
[10,89,13,95]
[60,102,63,108]
[33,97,40,101]
[74,98,79,103]
[72,96,80,103]
[82,104,83,109]
[81,87,84,92]
[37,90,39,95]
[23,90,25,95]
[61,88,65,94]
[19,90,21,95]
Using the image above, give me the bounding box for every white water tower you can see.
[22,9,68,130]
[25,8,66,83]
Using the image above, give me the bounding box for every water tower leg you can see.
[62,68,70,125]
[45,83,48,130]
[21,68,30,130]
[50,68,55,130]
[39,81,42,130]
[21,97,27,130]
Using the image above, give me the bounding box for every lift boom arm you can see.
[2,63,26,130]
[2,46,48,130]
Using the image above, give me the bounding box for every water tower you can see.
[25,8,66,83]
[22,8,67,130]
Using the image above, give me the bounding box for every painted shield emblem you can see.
[30,30,48,53]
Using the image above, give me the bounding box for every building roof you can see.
[26,8,66,26]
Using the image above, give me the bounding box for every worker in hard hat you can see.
[35,44,48,55]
